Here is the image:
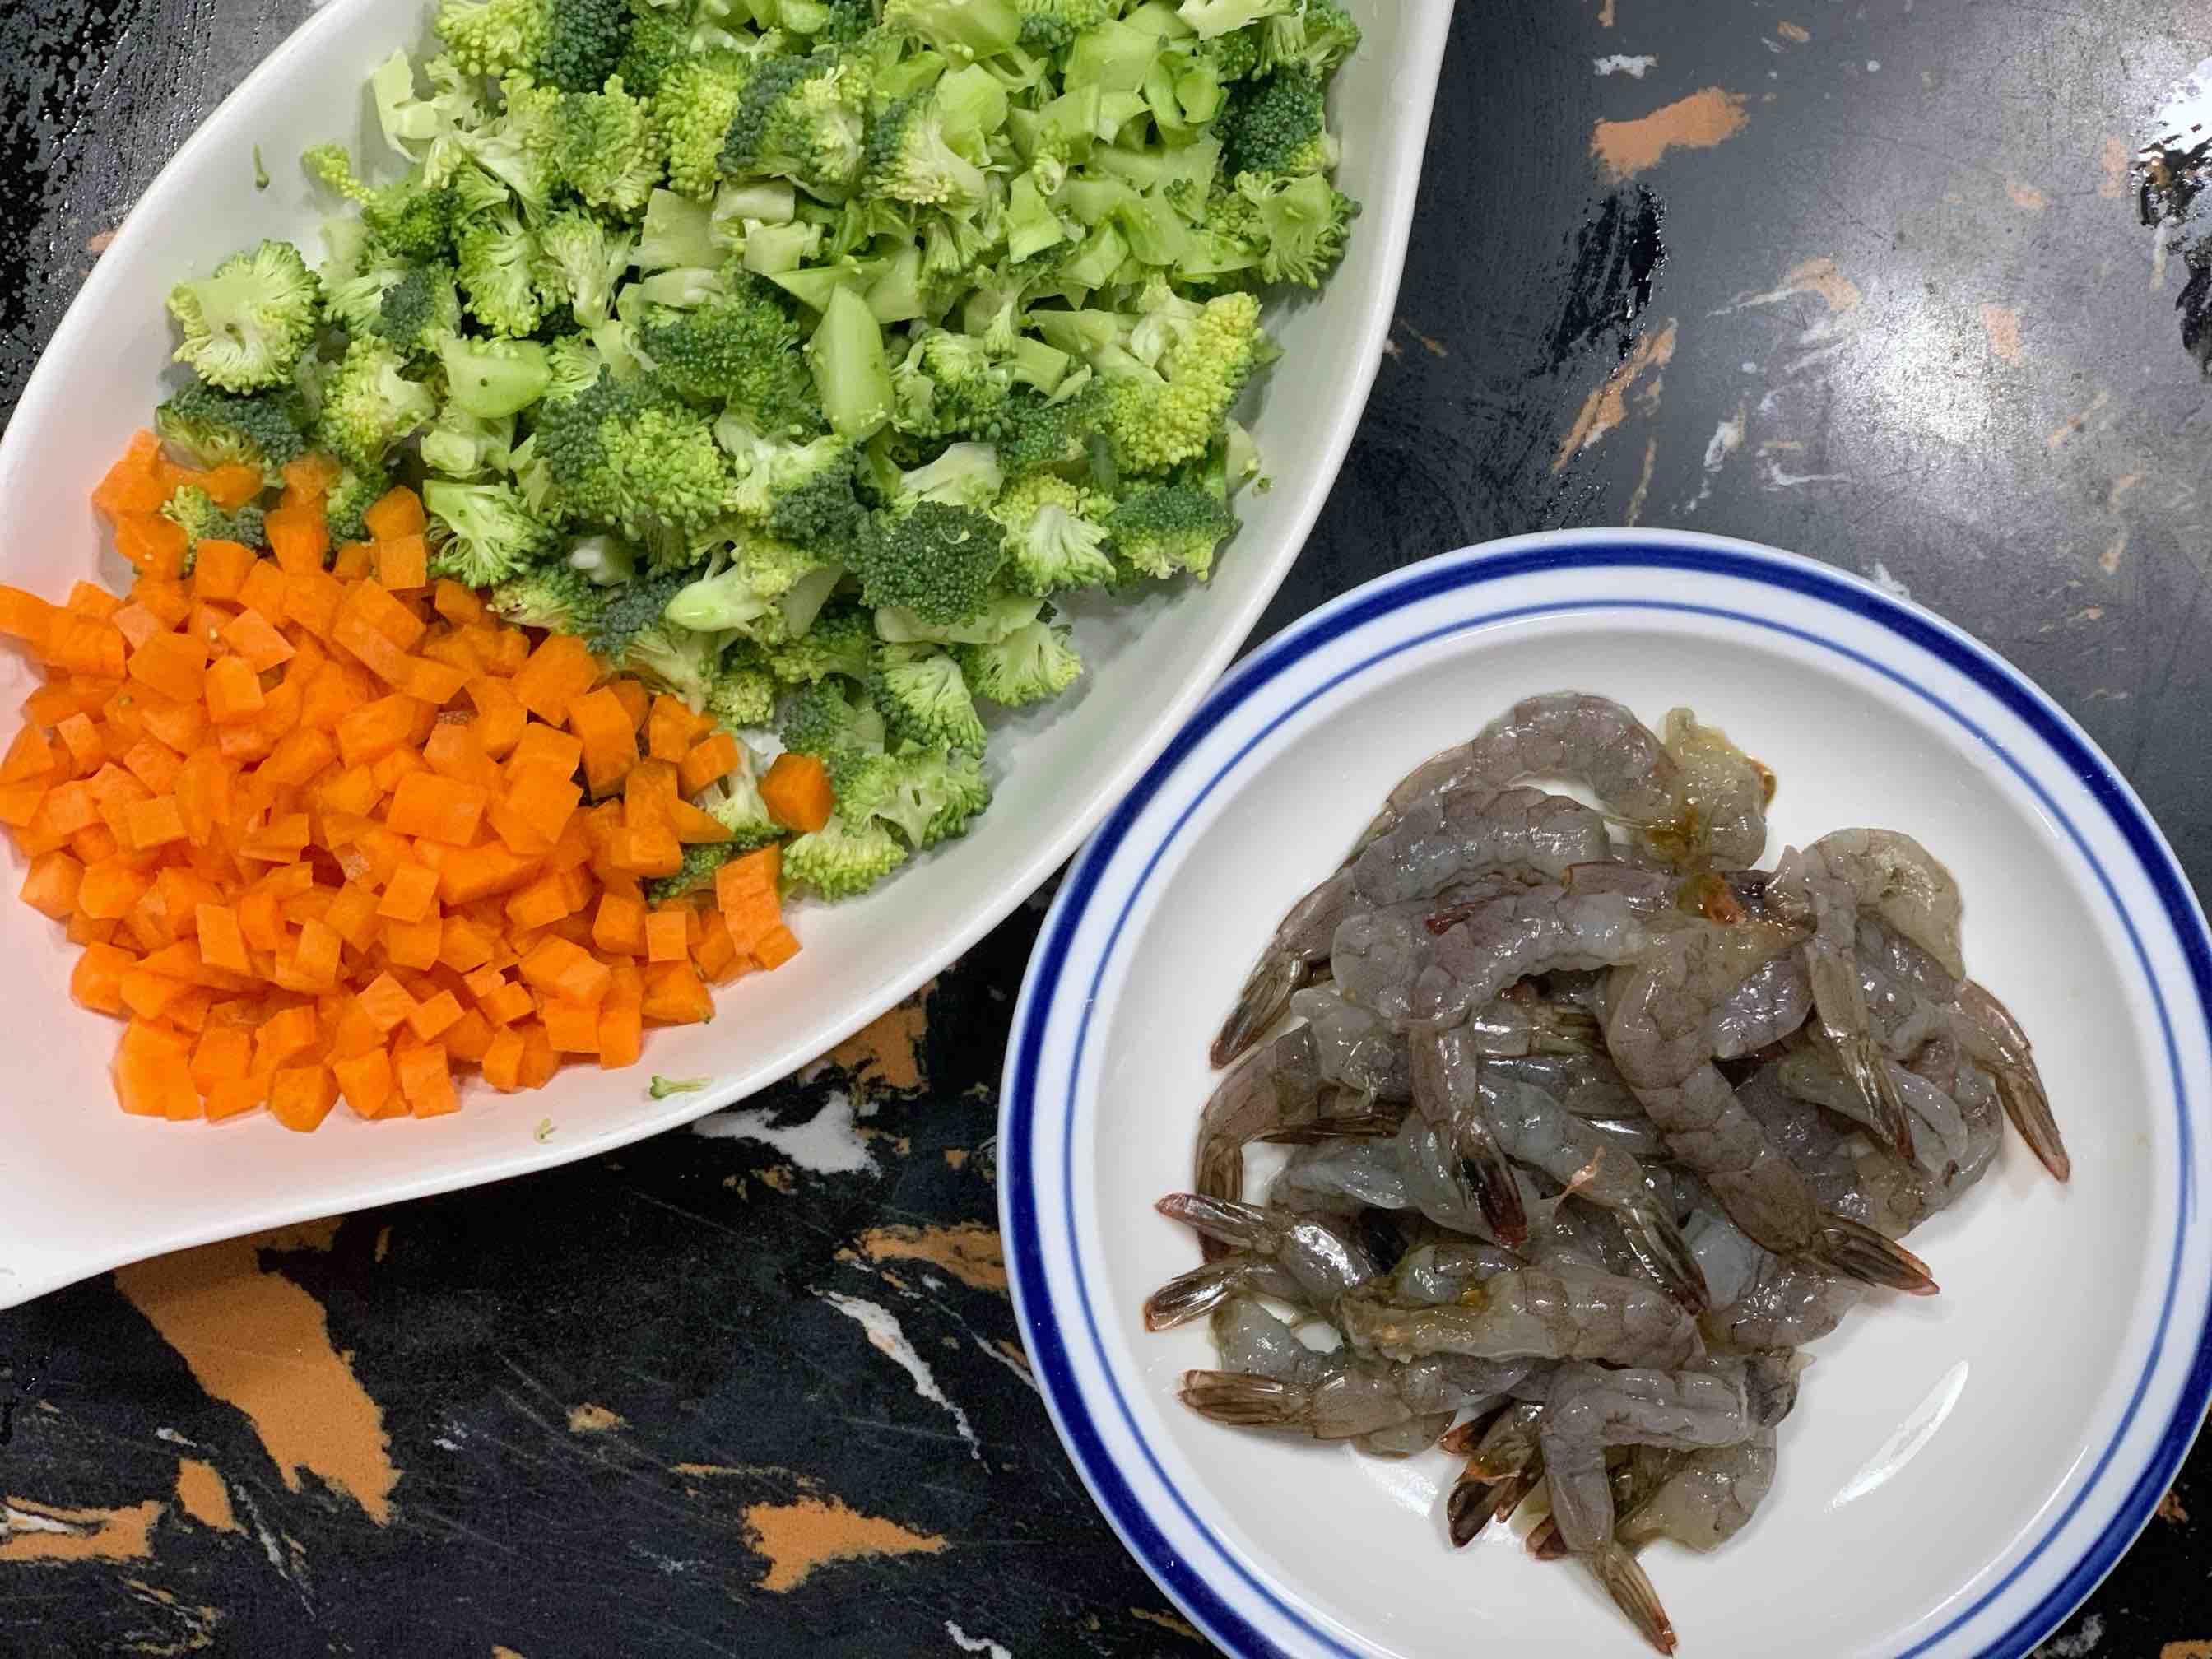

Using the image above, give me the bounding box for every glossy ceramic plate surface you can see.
[1002,531,2212,1658]
[0,2,1452,1306]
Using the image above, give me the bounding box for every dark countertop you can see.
[1,2,2207,1655]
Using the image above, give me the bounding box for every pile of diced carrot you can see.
[0,432,803,1130]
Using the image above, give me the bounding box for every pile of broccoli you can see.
[154,0,1358,902]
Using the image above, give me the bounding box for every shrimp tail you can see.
[1211,949,1309,1069]
[1849,1036,1920,1164]
[1589,1542,1679,1656]
[1145,1255,1257,1331]
[1155,1192,1266,1251]
[1616,1203,1712,1314]
[1178,1369,1304,1429]
[1995,1066,2071,1183]
[1489,1462,1545,1523]
[1527,1514,1568,1560]
[1811,1214,1940,1296]
[1446,1467,1504,1546]
[1258,1108,1403,1145]
[1464,1138,1531,1245]
[1438,1418,1486,1457]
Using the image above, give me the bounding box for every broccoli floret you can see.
[995,380,1108,474]
[874,589,1041,646]
[871,644,987,750]
[705,659,781,727]
[1228,170,1355,287]
[831,740,991,848]
[782,0,876,42]
[654,50,761,200]
[881,0,1023,62]
[317,337,438,471]
[891,441,1004,509]
[849,500,1007,625]
[537,370,741,541]
[862,91,988,214]
[891,325,1016,439]
[1219,63,1329,177]
[544,335,610,402]
[720,48,869,194]
[957,615,1082,704]
[782,676,887,758]
[639,283,816,431]
[160,485,267,554]
[305,147,463,264]
[424,478,556,585]
[783,816,909,899]
[1092,288,1263,475]
[805,287,895,443]
[165,240,323,394]
[760,599,877,684]
[1015,0,1112,52]
[648,1073,708,1097]
[720,427,867,545]
[154,382,309,481]
[701,760,784,848]
[1257,0,1359,77]
[647,841,734,904]
[538,207,635,327]
[666,532,843,638]
[611,3,686,97]
[1109,477,1237,579]
[326,465,393,545]
[378,263,468,356]
[618,620,738,709]
[1176,0,1292,38]
[588,567,692,659]
[489,563,608,632]
[513,75,666,216]
[455,207,551,337]
[434,0,634,92]
[992,470,1118,592]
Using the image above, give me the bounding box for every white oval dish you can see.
[0,2,1453,1307]
[1001,530,2212,1659]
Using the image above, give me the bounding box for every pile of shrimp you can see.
[1150,691,2070,1655]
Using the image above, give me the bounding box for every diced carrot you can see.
[376,862,440,923]
[434,841,540,906]
[0,724,58,785]
[646,695,699,763]
[282,569,346,640]
[221,606,295,672]
[21,849,84,919]
[0,584,63,654]
[478,979,536,1026]
[518,936,611,1005]
[594,890,648,956]
[110,602,167,652]
[364,486,427,543]
[235,559,287,621]
[466,676,527,760]
[423,722,497,788]
[196,903,249,973]
[640,959,714,1024]
[333,1048,396,1119]
[607,677,650,732]
[374,534,428,592]
[266,504,331,576]
[751,923,801,972]
[335,694,428,767]
[383,912,444,970]
[568,688,639,796]
[481,1028,527,1091]
[692,906,743,985]
[262,727,336,788]
[115,1023,199,1118]
[680,732,743,797]
[643,908,690,964]
[670,798,732,845]
[71,941,137,1014]
[131,577,192,629]
[124,794,187,852]
[279,453,342,508]
[443,1009,495,1064]
[269,1063,339,1132]
[505,872,577,931]
[386,772,489,845]
[80,857,155,921]
[434,913,495,975]
[94,434,170,521]
[128,630,209,704]
[356,971,417,1033]
[715,844,781,908]
[402,655,469,706]
[597,999,642,1069]
[192,538,258,601]
[137,693,205,757]
[290,918,342,992]
[204,653,266,723]
[623,758,680,832]
[190,1026,253,1092]
[760,751,834,834]
[336,577,428,653]
[332,542,374,583]
[406,989,463,1043]
[397,1042,458,1118]
[204,1073,269,1122]
[433,581,486,626]
[510,633,599,726]
[115,514,189,581]
[541,997,601,1055]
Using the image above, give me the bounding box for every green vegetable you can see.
[165,240,323,393]
[648,1076,708,1098]
[160,485,267,555]
[425,478,556,586]
[155,382,309,481]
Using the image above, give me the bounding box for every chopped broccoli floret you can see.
[1218,63,1329,177]
[782,676,887,758]
[424,478,555,585]
[536,370,740,540]
[849,500,1007,625]
[1108,477,1237,579]
[958,615,1083,704]
[653,50,760,201]
[588,567,692,660]
[538,207,636,327]
[705,659,781,727]
[421,405,518,477]
[995,379,1108,474]
[165,240,323,394]
[160,485,267,554]
[434,0,634,92]
[720,47,869,194]
[513,75,666,216]
[881,0,1024,62]
[831,739,991,848]
[871,644,987,750]
[1217,170,1355,288]
[863,91,989,214]
[783,815,909,899]
[639,282,816,431]
[455,206,551,337]
[667,532,843,638]
[305,146,464,265]
[1087,287,1264,475]
[1016,0,1113,53]
[760,598,878,684]
[892,441,1004,509]
[891,324,1016,439]
[992,470,1118,592]
[317,337,438,471]
[326,464,393,544]
[488,563,608,633]
[154,382,309,481]
[438,334,554,420]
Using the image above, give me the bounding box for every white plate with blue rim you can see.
[1000,528,2212,1659]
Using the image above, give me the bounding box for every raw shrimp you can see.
[1688,1205,1866,1350]
[1779,1048,1971,1179]
[1353,693,1684,857]
[1952,980,2070,1181]
[1708,951,1812,1060]
[1410,874,1677,1032]
[1616,1430,1778,1554]
[1213,791,1606,1064]
[1655,707,1773,871]
[1410,1021,1530,1242]
[1540,1363,1754,1656]
[1142,1250,1310,1330]
[1148,1197,1379,1329]
[1605,927,1938,1294]
[1210,1296,1313,1380]
[1333,903,1608,1048]
[1768,830,1967,1162]
[1336,1264,1704,1370]
[1180,1349,1519,1443]
[1480,1073,1708,1311]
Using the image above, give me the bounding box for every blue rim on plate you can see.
[1001,532,2212,1658]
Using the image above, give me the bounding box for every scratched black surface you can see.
[2,3,2209,1657]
